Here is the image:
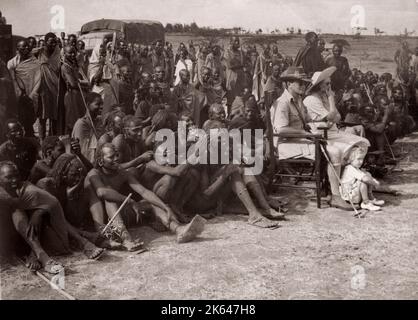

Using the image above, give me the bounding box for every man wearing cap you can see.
[294,32,325,77]
[270,66,353,210]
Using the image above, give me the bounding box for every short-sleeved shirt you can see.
[270,89,311,132]
[270,89,315,159]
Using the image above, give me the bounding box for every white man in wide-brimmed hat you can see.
[303,67,370,210]
[271,66,355,210]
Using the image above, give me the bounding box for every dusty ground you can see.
[1,131,418,300]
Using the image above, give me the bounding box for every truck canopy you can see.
[80,19,165,44]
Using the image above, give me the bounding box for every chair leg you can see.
[316,171,321,209]
[315,142,322,209]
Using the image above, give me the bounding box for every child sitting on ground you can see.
[340,148,385,211]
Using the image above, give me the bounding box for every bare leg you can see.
[152,205,206,243]
[86,184,107,231]
[230,172,279,228]
[153,175,177,202]
[359,181,370,202]
[104,201,143,252]
[243,175,285,219]
[46,195,104,259]
[11,209,58,271]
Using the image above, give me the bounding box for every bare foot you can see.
[262,208,286,220]
[25,251,41,272]
[176,215,206,243]
[122,239,144,252]
[248,215,280,229]
[83,241,105,260]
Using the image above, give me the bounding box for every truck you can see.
[78,18,165,54]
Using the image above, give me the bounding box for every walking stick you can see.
[101,193,133,236]
[18,258,76,300]
[319,144,363,217]
[383,131,396,161]
[77,81,99,139]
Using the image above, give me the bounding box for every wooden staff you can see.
[18,258,76,300]
[77,81,99,139]
[101,193,133,235]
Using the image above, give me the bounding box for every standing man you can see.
[325,44,351,92]
[7,39,40,138]
[294,32,325,77]
[34,32,62,139]
[224,37,246,113]
[151,40,171,84]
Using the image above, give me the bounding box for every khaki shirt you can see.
[270,89,311,133]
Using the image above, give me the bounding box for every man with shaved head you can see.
[325,44,351,91]
[294,31,325,77]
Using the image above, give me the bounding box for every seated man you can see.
[99,110,126,145]
[143,109,178,150]
[0,161,104,274]
[134,82,166,123]
[111,115,154,169]
[202,103,228,132]
[388,86,416,142]
[0,119,39,181]
[72,92,103,163]
[29,136,66,184]
[361,96,394,165]
[29,136,93,184]
[229,87,251,120]
[84,143,206,249]
[186,121,281,228]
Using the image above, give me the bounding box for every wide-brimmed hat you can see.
[306,66,337,94]
[280,66,311,83]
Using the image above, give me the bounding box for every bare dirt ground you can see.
[1,132,418,300]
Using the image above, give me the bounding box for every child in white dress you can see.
[340,148,385,211]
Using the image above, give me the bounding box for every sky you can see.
[2,0,418,37]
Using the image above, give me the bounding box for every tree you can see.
[190,22,199,33]
[183,24,191,33]
[173,23,183,33]
[165,23,174,33]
